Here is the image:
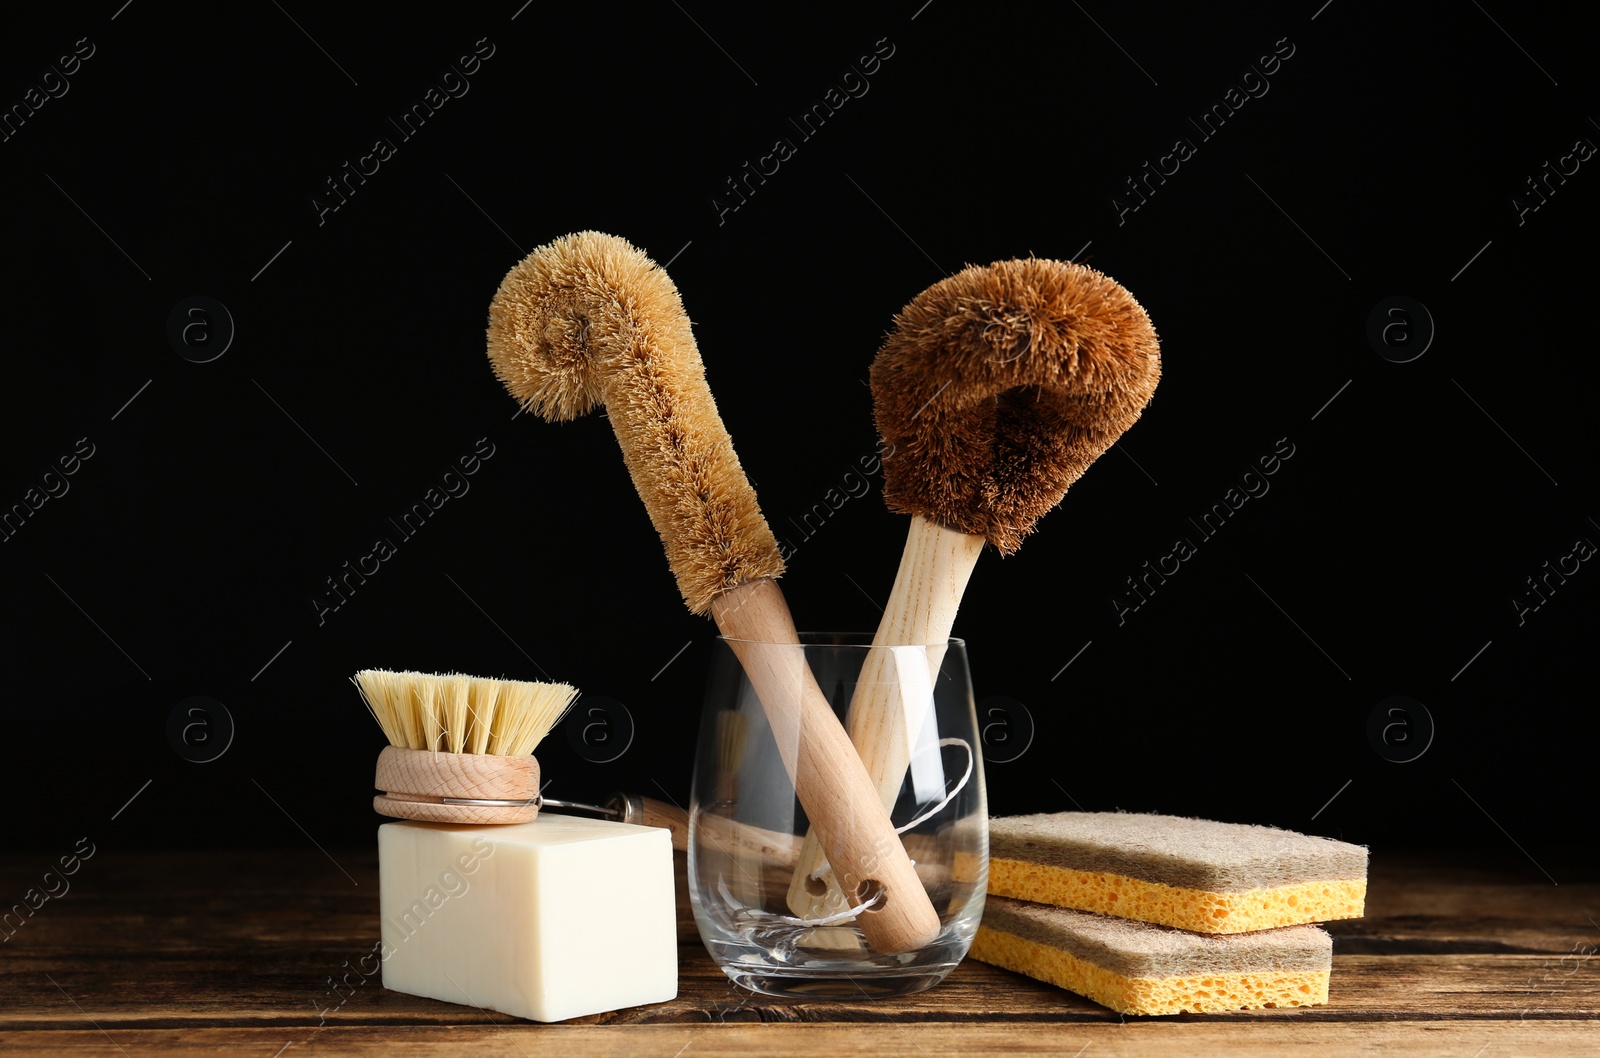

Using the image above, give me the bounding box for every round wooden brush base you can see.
[373,746,541,824]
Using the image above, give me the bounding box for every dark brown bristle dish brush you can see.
[788,257,1162,916]
[486,231,942,953]
[872,258,1160,547]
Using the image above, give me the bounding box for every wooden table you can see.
[3,848,1596,1056]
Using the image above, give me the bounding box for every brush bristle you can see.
[354,669,578,756]
[870,257,1161,554]
[485,230,784,614]
[715,710,749,771]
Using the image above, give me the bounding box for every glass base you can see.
[706,931,969,999]
[723,966,955,999]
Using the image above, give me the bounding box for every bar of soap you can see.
[378,815,677,1022]
[972,895,1332,1016]
[989,811,1367,934]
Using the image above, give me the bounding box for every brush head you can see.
[870,258,1161,554]
[486,231,784,614]
[353,668,577,757]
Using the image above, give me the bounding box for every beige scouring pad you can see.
[972,895,1332,1016]
[988,812,1367,934]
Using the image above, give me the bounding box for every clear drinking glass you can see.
[687,633,988,998]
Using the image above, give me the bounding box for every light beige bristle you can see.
[395,671,426,751]
[353,669,578,757]
[488,677,529,755]
[716,710,748,771]
[437,673,471,753]
[354,669,404,747]
[491,679,541,756]
[416,673,443,751]
[492,680,580,757]
[465,677,500,755]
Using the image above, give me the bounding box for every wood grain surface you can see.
[1,847,1595,1057]
[371,746,540,825]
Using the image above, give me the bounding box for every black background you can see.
[1,2,1594,878]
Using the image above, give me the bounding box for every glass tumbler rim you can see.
[713,630,968,649]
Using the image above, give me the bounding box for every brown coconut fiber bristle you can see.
[485,231,784,614]
[871,258,1161,554]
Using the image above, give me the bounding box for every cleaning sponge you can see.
[988,812,1367,934]
[972,895,1332,1015]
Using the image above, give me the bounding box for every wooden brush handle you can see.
[695,812,805,863]
[610,793,690,850]
[694,814,952,880]
[786,516,984,918]
[710,577,943,954]
[373,747,541,825]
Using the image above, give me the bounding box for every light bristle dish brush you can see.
[487,230,942,954]
[788,257,1161,918]
[358,668,693,839]
[357,669,578,824]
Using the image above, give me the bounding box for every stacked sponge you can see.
[971,812,1368,1015]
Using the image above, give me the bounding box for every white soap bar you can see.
[378,815,677,1023]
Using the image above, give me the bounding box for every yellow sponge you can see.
[972,895,1332,1016]
[988,812,1367,934]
